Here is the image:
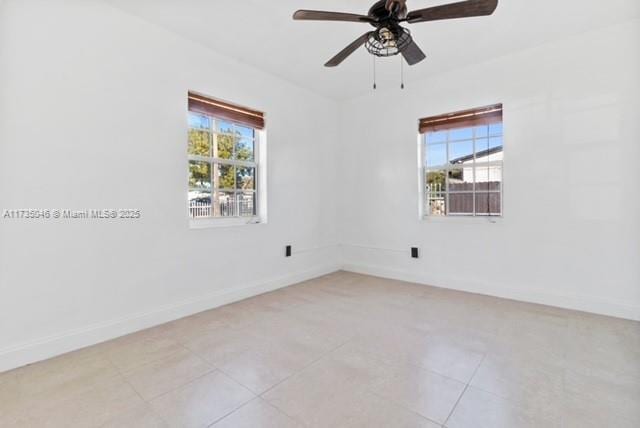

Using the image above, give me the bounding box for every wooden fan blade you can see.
[293,10,375,23]
[325,33,371,67]
[401,40,427,65]
[406,0,498,24]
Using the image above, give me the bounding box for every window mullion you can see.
[445,130,450,215]
[472,125,476,216]
[211,118,218,217]
[210,158,256,168]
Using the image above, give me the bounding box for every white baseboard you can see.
[0,263,340,373]
[342,262,640,322]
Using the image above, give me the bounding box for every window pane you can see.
[474,125,488,138]
[188,129,211,156]
[188,113,211,130]
[214,163,235,189]
[448,140,474,165]
[488,136,503,149]
[448,168,473,192]
[489,123,503,136]
[476,192,501,215]
[426,170,446,192]
[236,138,255,161]
[214,134,236,160]
[426,143,446,167]
[236,167,255,190]
[475,138,489,153]
[188,160,211,189]
[238,191,256,217]
[427,130,447,144]
[189,190,212,218]
[475,165,502,191]
[487,137,503,162]
[427,193,446,216]
[235,125,255,140]
[475,138,503,163]
[213,191,237,217]
[449,127,473,141]
[217,120,234,134]
[449,193,474,215]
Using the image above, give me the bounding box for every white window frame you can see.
[420,122,503,220]
[187,113,267,229]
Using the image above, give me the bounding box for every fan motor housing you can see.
[368,0,390,18]
[368,0,407,22]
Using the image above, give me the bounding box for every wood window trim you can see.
[419,104,502,134]
[188,92,265,130]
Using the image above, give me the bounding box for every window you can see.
[187,92,265,222]
[421,104,503,217]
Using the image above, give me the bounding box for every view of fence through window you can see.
[187,112,258,219]
[423,105,503,217]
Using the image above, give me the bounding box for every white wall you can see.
[0,0,340,371]
[339,20,640,321]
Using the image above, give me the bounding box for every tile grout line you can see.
[141,368,236,404]
[442,353,486,427]
[442,383,469,428]
[258,336,355,398]
[100,357,171,427]
[260,397,309,427]
[114,373,175,428]
[113,341,218,399]
[192,369,259,427]
[358,342,474,428]
[205,396,260,427]
[368,389,444,427]
[349,340,479,386]
[465,351,486,386]
[205,337,356,428]
[249,337,357,425]
[102,330,194,374]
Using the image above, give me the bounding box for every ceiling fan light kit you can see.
[366,27,412,58]
[293,0,498,89]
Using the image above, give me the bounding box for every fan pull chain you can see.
[400,56,405,89]
[373,56,377,90]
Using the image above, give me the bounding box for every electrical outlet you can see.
[285,245,292,257]
[411,247,419,259]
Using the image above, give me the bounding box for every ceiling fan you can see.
[293,0,498,67]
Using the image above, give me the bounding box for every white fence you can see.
[189,201,212,218]
[426,182,444,193]
[189,198,255,218]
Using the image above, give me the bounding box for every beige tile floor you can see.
[1,271,639,427]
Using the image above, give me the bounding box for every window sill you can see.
[422,215,502,224]
[189,216,264,229]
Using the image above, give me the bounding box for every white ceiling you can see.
[105,0,640,99]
